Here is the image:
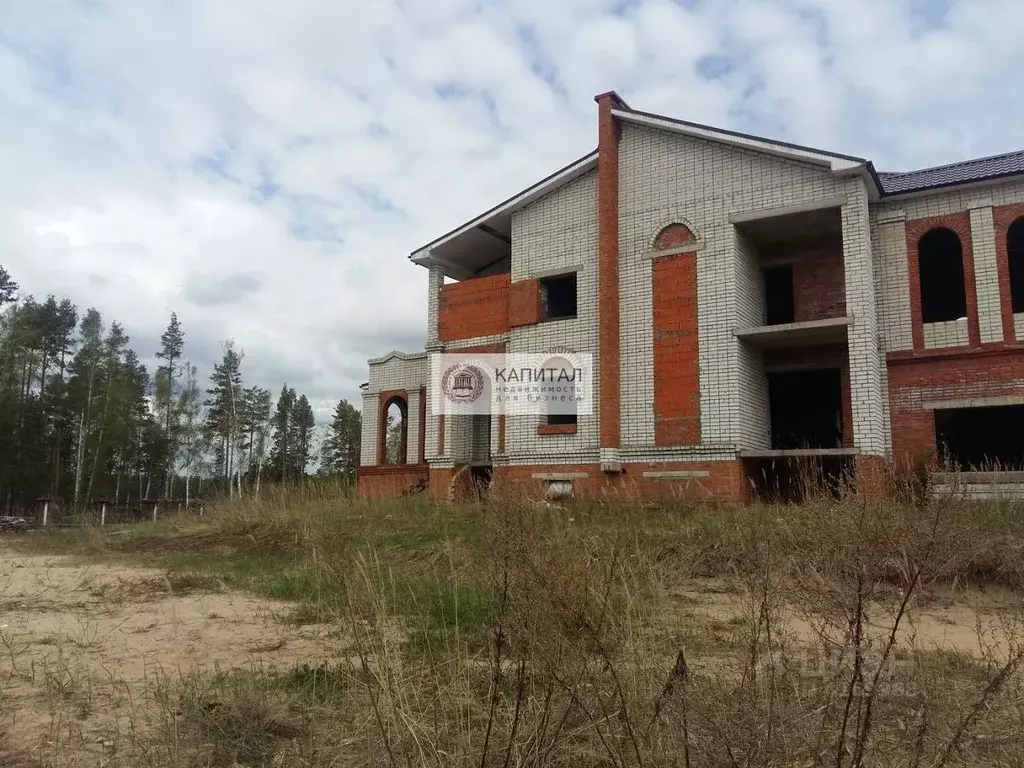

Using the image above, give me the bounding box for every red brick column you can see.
[595,91,627,454]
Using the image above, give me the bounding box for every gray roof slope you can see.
[878,150,1024,195]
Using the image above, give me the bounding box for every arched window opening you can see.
[382,397,408,465]
[654,223,697,250]
[918,228,967,324]
[544,356,578,427]
[1008,217,1024,314]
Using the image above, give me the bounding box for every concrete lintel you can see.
[734,316,852,348]
[532,472,590,481]
[642,470,711,479]
[922,395,1024,411]
[642,242,706,260]
[739,448,859,459]
[532,264,583,279]
[729,196,847,224]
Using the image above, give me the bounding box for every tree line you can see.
[0,264,361,512]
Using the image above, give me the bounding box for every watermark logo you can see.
[440,364,486,404]
[430,352,594,416]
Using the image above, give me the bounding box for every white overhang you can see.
[409,151,598,279]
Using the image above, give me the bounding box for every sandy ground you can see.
[0,549,340,767]
[1,548,1021,767]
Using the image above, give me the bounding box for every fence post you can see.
[151,501,159,523]
[35,496,53,527]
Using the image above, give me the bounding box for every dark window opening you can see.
[1008,218,1024,314]
[764,266,795,326]
[935,405,1024,471]
[768,369,843,449]
[546,413,578,426]
[745,456,851,504]
[540,273,578,320]
[918,228,967,323]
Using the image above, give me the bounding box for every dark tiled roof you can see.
[878,150,1024,195]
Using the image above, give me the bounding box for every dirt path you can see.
[0,549,340,767]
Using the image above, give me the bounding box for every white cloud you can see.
[1,0,1023,420]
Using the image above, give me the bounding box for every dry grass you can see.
[4,475,1024,766]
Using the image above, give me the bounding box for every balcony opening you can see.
[540,273,578,320]
[768,368,843,449]
[764,265,795,325]
[935,405,1024,471]
[918,228,967,323]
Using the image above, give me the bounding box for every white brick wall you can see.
[362,353,428,467]
[842,185,888,456]
[360,393,378,467]
[923,319,970,349]
[969,206,1004,343]
[505,170,600,465]
[617,122,864,458]
[872,213,914,352]
[873,180,1024,353]
[734,230,770,449]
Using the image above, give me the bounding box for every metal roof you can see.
[877,150,1024,195]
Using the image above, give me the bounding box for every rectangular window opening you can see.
[540,273,578,321]
[935,405,1024,471]
[546,413,578,426]
[763,266,795,326]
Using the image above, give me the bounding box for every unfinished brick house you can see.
[358,92,1024,502]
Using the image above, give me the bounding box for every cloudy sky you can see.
[2,0,1023,419]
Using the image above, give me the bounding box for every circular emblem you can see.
[441,364,486,404]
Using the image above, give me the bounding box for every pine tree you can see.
[241,386,272,493]
[269,386,296,481]
[321,398,361,479]
[291,394,316,477]
[0,265,17,307]
[204,341,244,493]
[155,313,185,497]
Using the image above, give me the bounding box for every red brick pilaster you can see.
[905,212,978,349]
[595,91,627,452]
[993,203,1024,342]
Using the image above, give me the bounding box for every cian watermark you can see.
[430,352,594,416]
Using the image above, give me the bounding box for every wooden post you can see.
[151,501,159,523]
[36,496,53,527]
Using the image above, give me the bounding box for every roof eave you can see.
[409,150,599,266]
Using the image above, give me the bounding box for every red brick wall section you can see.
[905,212,979,349]
[655,224,696,249]
[492,460,747,502]
[508,279,542,327]
[653,251,701,445]
[596,92,624,451]
[792,241,846,322]
[993,203,1024,342]
[358,465,429,499]
[887,349,1024,467]
[438,274,511,342]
